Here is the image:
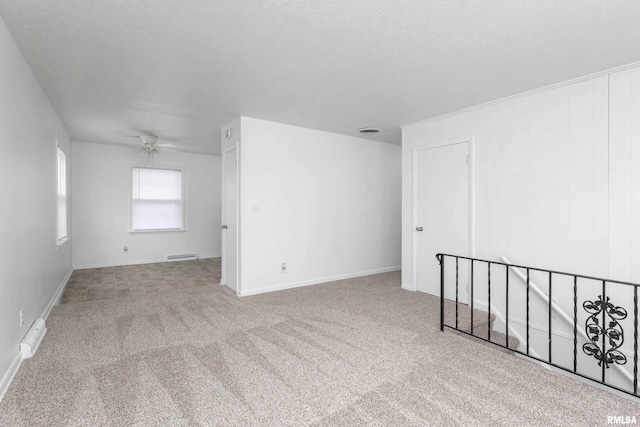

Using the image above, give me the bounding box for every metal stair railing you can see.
[500,255,634,385]
[437,253,640,399]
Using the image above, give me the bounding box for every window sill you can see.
[129,229,186,234]
[56,236,70,248]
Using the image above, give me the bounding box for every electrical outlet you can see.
[281,262,286,272]
[19,309,23,328]
[123,246,128,253]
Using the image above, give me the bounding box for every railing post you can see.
[505,264,509,346]
[526,268,530,356]
[635,286,638,395]
[548,272,552,364]
[573,276,577,373]
[601,280,606,384]
[487,262,491,342]
[455,257,459,329]
[471,260,474,335]
[439,254,444,332]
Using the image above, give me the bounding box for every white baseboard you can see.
[42,268,72,320]
[74,258,170,269]
[73,254,221,270]
[401,283,415,291]
[197,254,220,259]
[238,266,401,297]
[0,350,22,402]
[0,268,72,402]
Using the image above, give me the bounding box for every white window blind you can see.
[132,167,183,231]
[57,147,68,244]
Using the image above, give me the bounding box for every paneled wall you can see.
[402,63,640,387]
[403,75,610,287]
[609,67,640,282]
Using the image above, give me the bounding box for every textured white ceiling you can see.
[2,1,640,155]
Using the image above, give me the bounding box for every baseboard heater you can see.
[166,253,198,262]
[20,318,46,359]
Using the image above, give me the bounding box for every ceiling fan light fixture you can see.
[130,134,177,163]
[139,134,158,145]
[357,127,381,135]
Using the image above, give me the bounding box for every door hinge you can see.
[466,155,470,165]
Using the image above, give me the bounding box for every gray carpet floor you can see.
[1,270,639,426]
[60,258,221,303]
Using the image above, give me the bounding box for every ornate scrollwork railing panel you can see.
[582,295,627,368]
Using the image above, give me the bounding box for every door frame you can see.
[411,136,475,294]
[221,144,240,294]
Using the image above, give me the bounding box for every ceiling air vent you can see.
[357,127,381,135]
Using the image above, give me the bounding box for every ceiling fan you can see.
[135,134,177,161]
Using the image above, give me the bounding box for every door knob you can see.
[416,226,423,232]
[221,225,228,229]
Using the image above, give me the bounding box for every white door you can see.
[415,141,470,303]
[222,147,238,292]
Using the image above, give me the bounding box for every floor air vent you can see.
[167,253,198,262]
[20,318,46,359]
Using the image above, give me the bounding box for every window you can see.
[57,146,68,245]
[132,167,183,231]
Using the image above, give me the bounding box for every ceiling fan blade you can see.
[156,143,175,148]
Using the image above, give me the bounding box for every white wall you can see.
[237,117,401,296]
[220,117,241,290]
[402,63,640,390]
[609,66,640,283]
[402,65,640,288]
[0,16,72,397]
[403,74,611,285]
[72,141,221,268]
